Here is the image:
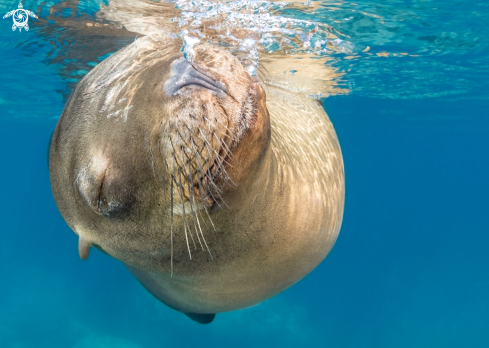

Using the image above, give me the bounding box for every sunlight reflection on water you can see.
[1,0,488,120]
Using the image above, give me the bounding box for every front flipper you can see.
[184,312,216,324]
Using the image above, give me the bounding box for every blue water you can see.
[1,0,489,347]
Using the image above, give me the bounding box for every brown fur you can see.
[49,35,345,315]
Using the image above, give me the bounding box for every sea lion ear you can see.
[184,312,216,324]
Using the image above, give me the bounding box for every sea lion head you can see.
[49,36,270,270]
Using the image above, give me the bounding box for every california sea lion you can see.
[49,35,344,324]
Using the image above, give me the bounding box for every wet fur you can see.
[49,35,344,316]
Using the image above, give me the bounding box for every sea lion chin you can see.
[49,35,344,323]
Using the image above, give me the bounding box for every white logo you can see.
[3,3,38,32]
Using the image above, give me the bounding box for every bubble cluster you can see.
[172,0,353,74]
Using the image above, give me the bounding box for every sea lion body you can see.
[49,36,344,318]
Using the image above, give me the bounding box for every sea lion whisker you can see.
[207,143,237,187]
[169,133,193,194]
[174,128,193,161]
[182,149,204,251]
[209,144,230,173]
[192,140,224,211]
[221,137,234,152]
[204,116,237,142]
[203,173,229,209]
[213,132,235,160]
[202,137,225,182]
[197,177,217,231]
[199,135,228,207]
[197,129,218,179]
[199,140,225,196]
[196,206,208,228]
[201,115,231,142]
[179,149,198,251]
[202,165,225,208]
[179,162,197,250]
[191,138,208,181]
[191,191,212,258]
[199,129,216,163]
[210,134,235,168]
[191,138,221,211]
[181,127,211,176]
[205,170,224,194]
[189,161,212,258]
[174,155,192,259]
[196,159,221,206]
[213,130,237,144]
[212,116,238,142]
[202,115,213,125]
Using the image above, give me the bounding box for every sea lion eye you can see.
[76,163,135,219]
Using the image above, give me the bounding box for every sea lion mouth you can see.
[165,58,227,96]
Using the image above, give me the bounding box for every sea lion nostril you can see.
[165,57,226,96]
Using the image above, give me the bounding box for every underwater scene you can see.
[1,0,488,346]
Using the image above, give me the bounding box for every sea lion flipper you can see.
[184,312,216,324]
[78,237,91,260]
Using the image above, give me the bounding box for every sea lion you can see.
[49,35,345,324]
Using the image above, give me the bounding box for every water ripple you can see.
[3,0,489,108]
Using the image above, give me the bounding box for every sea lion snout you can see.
[158,43,270,206]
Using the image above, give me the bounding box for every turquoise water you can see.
[1,0,488,346]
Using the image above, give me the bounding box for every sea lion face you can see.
[49,37,270,270]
